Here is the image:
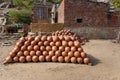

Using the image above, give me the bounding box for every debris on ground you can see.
[0,33,21,46]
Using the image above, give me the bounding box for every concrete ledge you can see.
[30,23,64,33]
[64,26,120,39]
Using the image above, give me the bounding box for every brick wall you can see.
[108,11,120,27]
[58,0,110,27]
[32,4,52,23]
[59,0,120,39]
[64,26,120,39]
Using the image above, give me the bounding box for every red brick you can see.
[57,0,113,27]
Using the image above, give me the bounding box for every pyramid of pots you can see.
[52,30,89,44]
[5,30,90,64]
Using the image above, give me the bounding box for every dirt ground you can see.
[0,40,120,80]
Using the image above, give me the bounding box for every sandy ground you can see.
[0,40,120,80]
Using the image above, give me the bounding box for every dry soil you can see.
[0,40,120,80]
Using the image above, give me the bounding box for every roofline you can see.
[57,0,110,10]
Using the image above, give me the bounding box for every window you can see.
[107,11,113,20]
[107,14,112,20]
[76,18,83,23]
[38,8,44,19]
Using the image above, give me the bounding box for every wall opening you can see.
[76,18,83,23]
[48,8,51,18]
[107,14,112,19]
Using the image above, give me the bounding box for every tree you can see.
[6,0,63,24]
[50,0,62,3]
[8,9,32,24]
[11,0,38,10]
[6,0,38,24]
[110,0,120,9]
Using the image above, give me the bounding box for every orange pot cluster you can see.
[5,36,90,64]
[52,30,89,45]
[52,30,77,38]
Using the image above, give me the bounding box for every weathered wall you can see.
[108,11,120,27]
[57,0,65,23]
[58,0,110,27]
[32,4,52,23]
[64,26,120,39]
[59,0,120,39]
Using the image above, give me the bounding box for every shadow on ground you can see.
[87,54,101,66]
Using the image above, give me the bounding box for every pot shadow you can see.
[87,54,101,66]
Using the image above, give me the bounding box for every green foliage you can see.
[6,0,62,24]
[8,9,32,24]
[50,0,62,3]
[5,0,37,24]
[12,0,37,10]
[110,0,120,9]
[3,0,9,3]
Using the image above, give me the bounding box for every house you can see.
[31,0,120,38]
[57,0,120,27]
[32,0,52,23]
[32,0,120,27]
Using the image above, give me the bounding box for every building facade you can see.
[32,2,52,23]
[57,0,119,27]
